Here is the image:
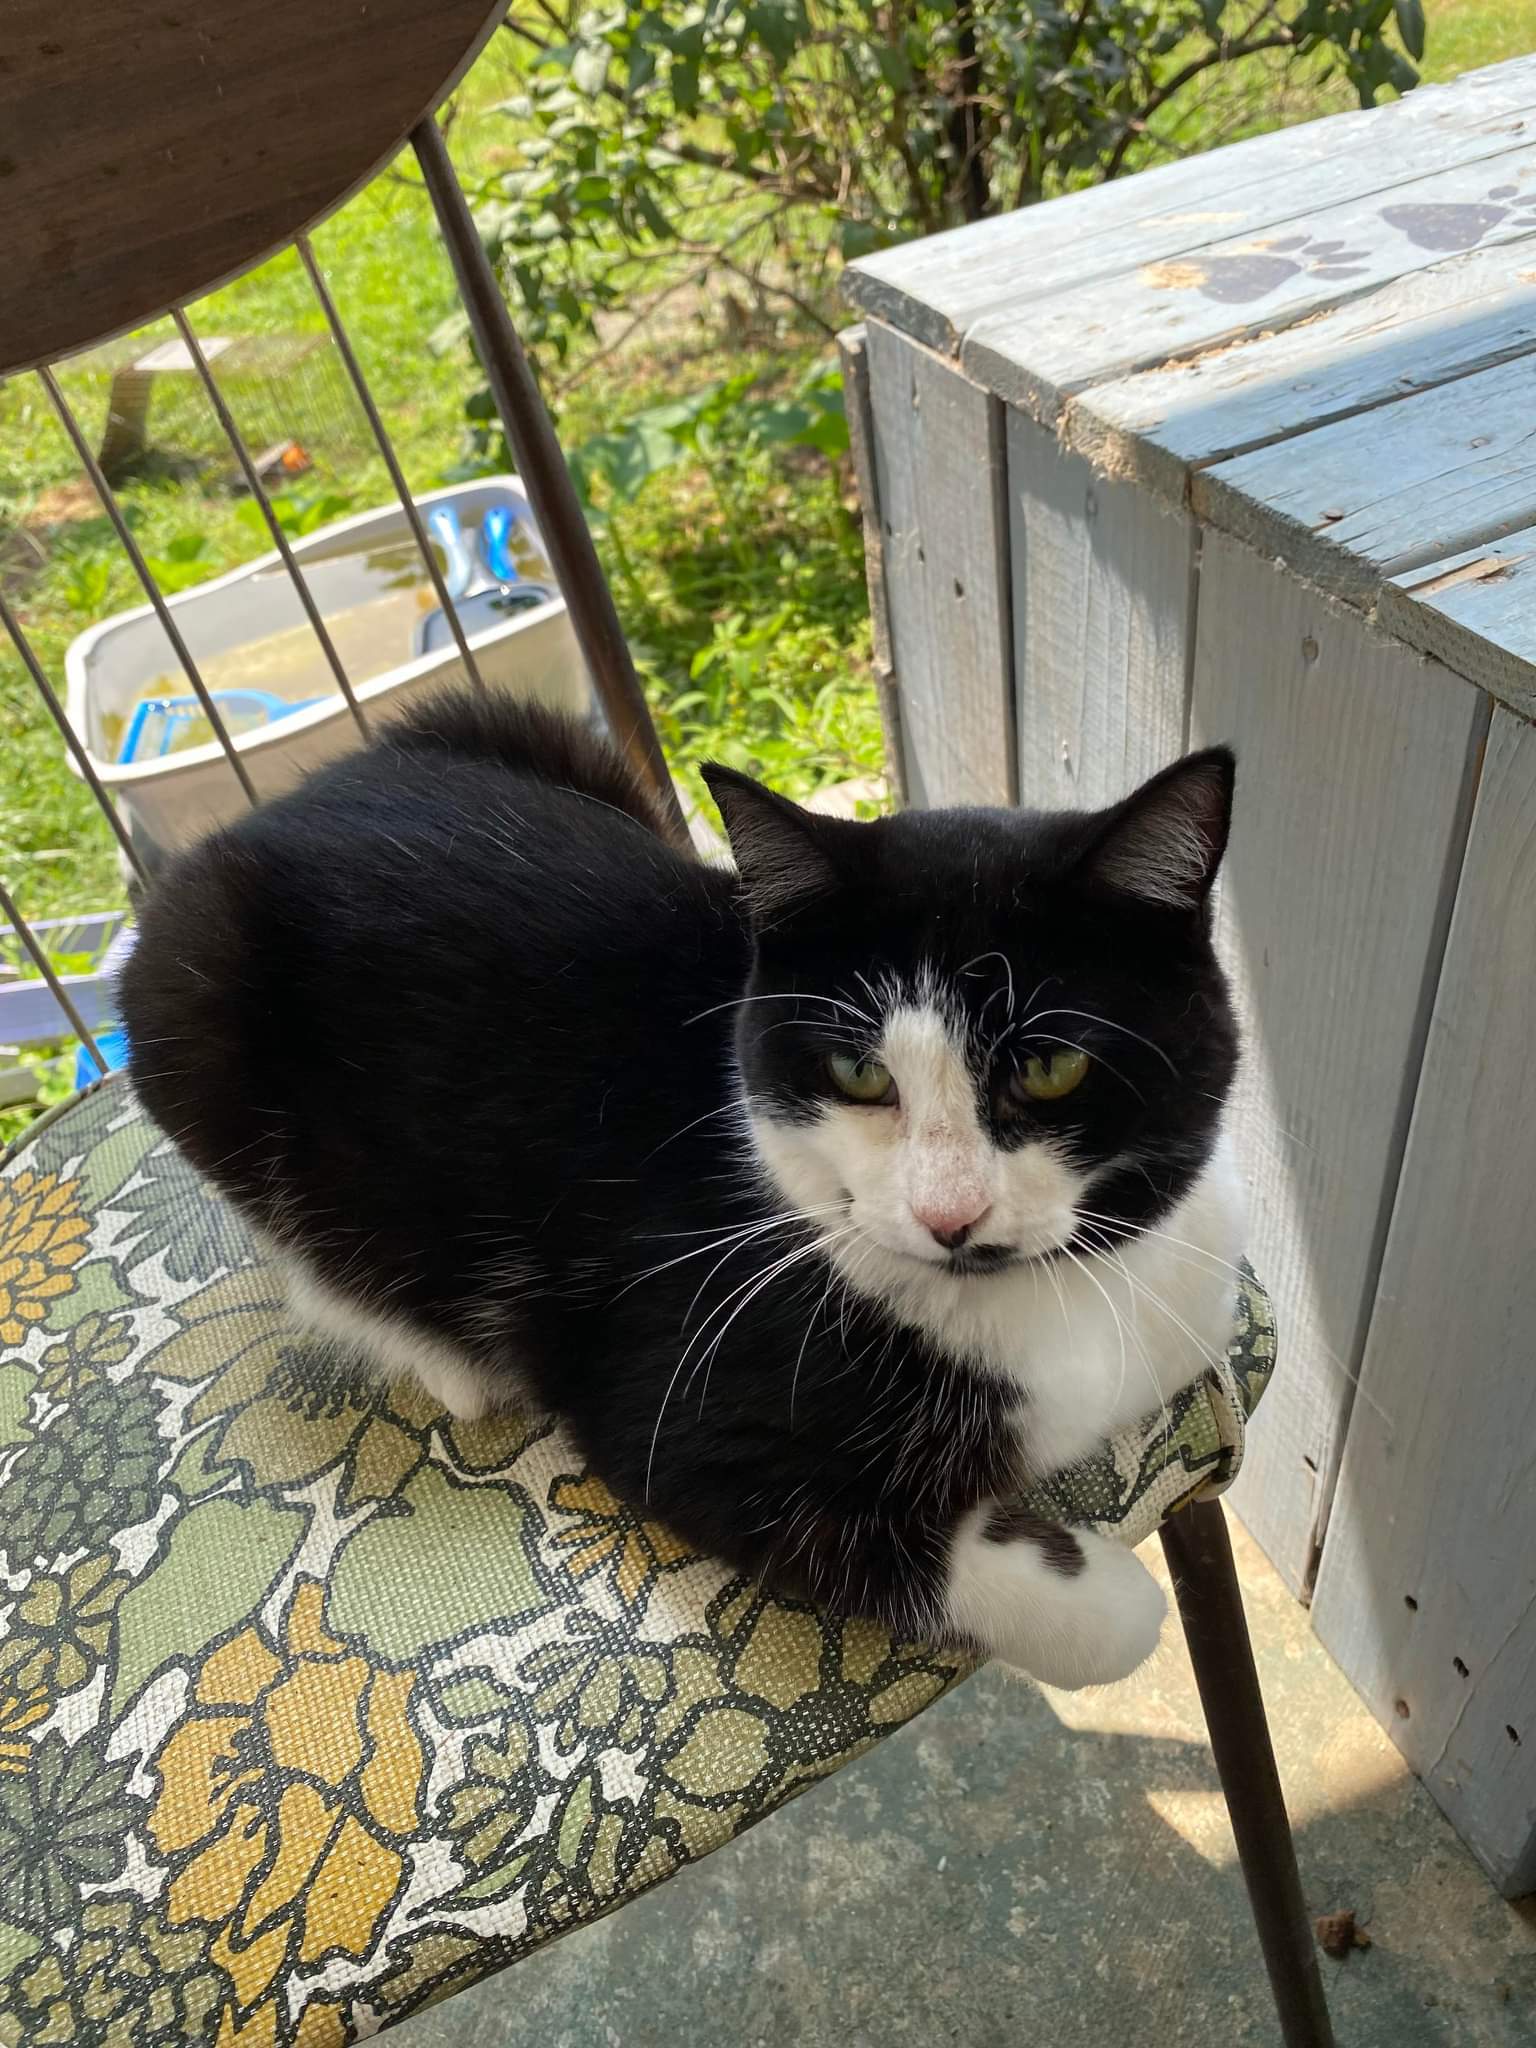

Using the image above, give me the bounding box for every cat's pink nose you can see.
[912,1195,992,1250]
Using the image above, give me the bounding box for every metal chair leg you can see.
[1160,1498,1336,2048]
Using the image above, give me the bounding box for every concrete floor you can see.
[397,1520,1536,2047]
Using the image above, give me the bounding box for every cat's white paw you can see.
[943,1511,1166,1690]
[412,1352,493,1421]
[1010,1533,1167,1690]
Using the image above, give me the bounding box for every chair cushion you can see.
[0,1078,1271,2046]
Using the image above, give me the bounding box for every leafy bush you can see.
[456,0,1422,360]
[557,349,878,805]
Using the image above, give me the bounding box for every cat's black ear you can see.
[702,765,840,926]
[1074,747,1235,913]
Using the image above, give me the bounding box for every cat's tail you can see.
[385,687,674,843]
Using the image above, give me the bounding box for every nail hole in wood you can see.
[1404,1594,1418,1612]
[1507,1725,1521,1745]
[1394,1698,1411,1719]
[953,578,964,599]
[1453,1657,1469,1679]
[1301,635,1320,665]
[917,545,925,564]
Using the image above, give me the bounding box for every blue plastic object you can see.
[74,1023,130,1091]
[481,505,522,585]
[427,505,477,598]
[117,687,323,765]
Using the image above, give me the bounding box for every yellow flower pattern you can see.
[548,1472,696,1608]
[0,1078,1273,2047]
[148,1581,424,2044]
[0,1169,89,1347]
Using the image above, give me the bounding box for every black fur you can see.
[122,692,1237,1646]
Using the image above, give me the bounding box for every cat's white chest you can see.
[942,1141,1246,1480]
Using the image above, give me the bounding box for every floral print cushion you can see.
[0,1077,1272,2048]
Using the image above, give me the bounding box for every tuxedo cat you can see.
[123,693,1242,1688]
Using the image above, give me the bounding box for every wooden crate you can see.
[845,52,1536,1898]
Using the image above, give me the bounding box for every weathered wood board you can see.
[864,323,1015,808]
[838,324,907,804]
[1190,535,1489,1598]
[1068,238,1536,505]
[1007,409,1193,811]
[965,148,1536,429]
[1195,350,1536,607]
[1,0,507,372]
[854,53,1536,1888]
[1379,527,1536,718]
[1312,707,1536,1898]
[844,56,1536,355]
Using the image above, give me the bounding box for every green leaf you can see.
[572,40,612,95]
[672,55,700,112]
[0,1916,42,1982]
[110,1494,308,1716]
[434,1670,523,1726]
[635,189,674,240]
[164,1427,233,1501]
[746,0,808,63]
[577,420,685,504]
[0,1363,34,1450]
[45,1259,136,1332]
[443,1845,537,1907]
[78,1119,161,1210]
[327,1465,552,1663]
[871,40,913,90]
[839,219,887,260]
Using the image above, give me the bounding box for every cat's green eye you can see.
[828,1052,895,1104]
[1015,1047,1091,1102]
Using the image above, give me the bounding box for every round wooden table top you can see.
[0,0,506,376]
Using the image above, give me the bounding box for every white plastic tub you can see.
[64,477,591,873]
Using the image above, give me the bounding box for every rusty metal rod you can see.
[0,585,147,885]
[409,115,688,847]
[296,234,488,696]
[1161,1499,1336,2048]
[171,308,371,740]
[0,876,107,1075]
[38,366,259,806]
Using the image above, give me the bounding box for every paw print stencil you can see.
[1141,235,1370,304]
[1381,182,1536,252]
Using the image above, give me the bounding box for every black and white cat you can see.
[122,692,1243,1690]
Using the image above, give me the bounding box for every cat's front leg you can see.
[943,1503,1166,1689]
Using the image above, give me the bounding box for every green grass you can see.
[1421,0,1536,79]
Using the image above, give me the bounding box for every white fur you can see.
[750,997,1243,1465]
[748,992,1245,1684]
[282,1250,499,1422]
[945,1506,1167,1689]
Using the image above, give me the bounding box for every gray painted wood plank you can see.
[838,323,907,805]
[964,144,1536,430]
[1068,239,1536,506]
[1195,349,1536,607]
[1191,534,1488,1597]
[1007,408,1194,811]
[843,56,1536,355]
[1312,706,1536,1898]
[1379,526,1536,717]
[863,323,1014,809]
